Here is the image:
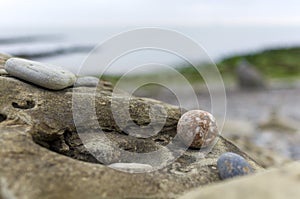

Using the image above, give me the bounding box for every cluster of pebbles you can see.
[2,57,255,178]
[3,57,99,90]
[177,110,254,179]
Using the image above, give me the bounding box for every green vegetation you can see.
[218,47,300,79]
[102,47,300,85]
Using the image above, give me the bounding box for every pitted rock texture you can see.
[0,53,10,69]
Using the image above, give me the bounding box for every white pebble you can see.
[109,163,153,173]
[5,58,76,90]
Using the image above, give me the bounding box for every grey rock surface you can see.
[74,76,100,87]
[5,57,76,90]
[0,53,10,69]
[0,75,262,198]
[179,162,300,199]
[0,54,263,199]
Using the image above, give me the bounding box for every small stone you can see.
[177,110,219,149]
[74,76,99,87]
[85,138,121,165]
[217,152,254,179]
[0,69,8,75]
[5,58,76,90]
[109,163,153,173]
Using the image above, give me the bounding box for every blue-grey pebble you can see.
[217,152,253,179]
[5,58,76,90]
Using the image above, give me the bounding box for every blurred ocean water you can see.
[1,25,300,75]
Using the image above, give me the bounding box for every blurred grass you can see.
[218,47,300,79]
[103,47,300,84]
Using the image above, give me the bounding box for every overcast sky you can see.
[0,0,300,27]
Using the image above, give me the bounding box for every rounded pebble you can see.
[217,152,254,179]
[5,58,76,90]
[74,76,99,87]
[177,110,219,149]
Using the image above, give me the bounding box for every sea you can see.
[1,25,300,75]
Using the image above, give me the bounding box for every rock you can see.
[179,162,300,199]
[177,110,219,149]
[109,163,153,173]
[0,69,8,75]
[74,76,99,87]
[0,54,263,198]
[236,59,266,89]
[217,152,254,179]
[0,53,11,69]
[5,57,76,90]
[0,125,261,199]
[84,136,122,164]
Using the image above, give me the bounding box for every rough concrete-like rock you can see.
[0,54,262,199]
[0,124,261,199]
[0,53,10,69]
[179,162,300,199]
[5,58,76,90]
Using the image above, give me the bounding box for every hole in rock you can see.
[32,130,101,164]
[12,100,36,109]
[32,128,174,166]
[176,154,197,166]
[132,119,151,127]
[154,138,166,143]
[0,114,7,122]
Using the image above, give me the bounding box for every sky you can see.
[0,0,300,27]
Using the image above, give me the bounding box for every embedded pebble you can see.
[177,110,219,149]
[85,139,121,165]
[217,152,254,179]
[0,69,8,75]
[5,58,76,90]
[109,163,153,173]
[74,76,99,87]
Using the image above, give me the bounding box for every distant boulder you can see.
[236,60,266,89]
